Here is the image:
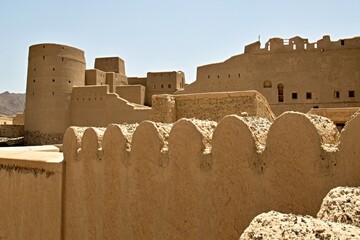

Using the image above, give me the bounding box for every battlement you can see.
[62,111,360,239]
[244,35,360,53]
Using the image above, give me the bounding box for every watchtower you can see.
[24,43,85,144]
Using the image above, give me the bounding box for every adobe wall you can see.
[181,36,360,116]
[0,116,12,125]
[0,125,24,137]
[145,71,185,106]
[94,57,125,75]
[127,77,147,87]
[0,148,63,240]
[70,85,151,127]
[152,91,275,123]
[116,85,145,105]
[62,111,360,239]
[85,69,106,86]
[24,43,85,145]
[13,112,24,125]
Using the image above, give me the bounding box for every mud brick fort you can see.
[1,35,360,239]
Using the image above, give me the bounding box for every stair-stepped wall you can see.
[62,111,360,240]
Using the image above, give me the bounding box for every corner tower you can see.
[24,43,85,145]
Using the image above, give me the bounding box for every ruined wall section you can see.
[70,85,151,127]
[152,91,275,123]
[63,111,360,239]
[24,43,85,145]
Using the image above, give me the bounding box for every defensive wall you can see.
[61,111,360,239]
[3,111,360,239]
[0,146,63,240]
[152,90,275,123]
[180,35,360,116]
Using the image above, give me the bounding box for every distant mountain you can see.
[0,91,25,116]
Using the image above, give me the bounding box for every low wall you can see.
[116,85,145,105]
[0,125,24,137]
[0,147,63,240]
[62,111,360,239]
[152,91,275,123]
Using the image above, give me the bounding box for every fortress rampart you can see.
[24,43,85,145]
[181,35,360,116]
[2,111,360,239]
[60,111,360,239]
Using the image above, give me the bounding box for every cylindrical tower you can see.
[24,43,85,145]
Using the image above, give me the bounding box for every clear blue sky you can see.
[1,0,359,93]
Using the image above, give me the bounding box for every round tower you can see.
[24,43,85,145]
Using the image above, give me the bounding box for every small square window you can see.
[334,91,340,98]
[292,92,298,99]
[349,90,355,98]
[168,84,171,88]
[161,84,164,89]
[306,92,312,99]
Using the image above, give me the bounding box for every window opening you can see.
[292,92,298,99]
[334,91,340,98]
[349,90,355,98]
[306,92,312,99]
[277,84,284,102]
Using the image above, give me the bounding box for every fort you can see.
[1,35,360,239]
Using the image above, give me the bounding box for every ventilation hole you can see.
[52,79,55,82]
[43,56,45,60]
[62,57,64,61]
[68,81,71,83]
[228,74,230,78]
[34,68,36,71]
[52,92,54,95]
[43,45,45,48]
[32,92,34,96]
[33,79,35,83]
[53,68,55,71]
[238,73,241,78]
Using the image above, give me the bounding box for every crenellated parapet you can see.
[62,110,360,239]
[245,35,360,53]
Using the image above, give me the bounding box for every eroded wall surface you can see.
[62,111,360,239]
[152,91,275,123]
[0,125,24,137]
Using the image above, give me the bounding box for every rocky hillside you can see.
[0,91,25,116]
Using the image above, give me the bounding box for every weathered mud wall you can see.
[152,90,275,123]
[0,125,24,137]
[62,111,360,239]
[0,157,63,240]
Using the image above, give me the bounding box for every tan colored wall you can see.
[181,36,360,116]
[0,149,63,240]
[145,71,185,106]
[152,91,275,123]
[0,116,12,125]
[116,85,145,105]
[70,85,151,127]
[94,57,125,75]
[0,125,24,137]
[128,77,147,87]
[62,111,360,239]
[85,69,106,86]
[13,112,24,125]
[24,43,85,145]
